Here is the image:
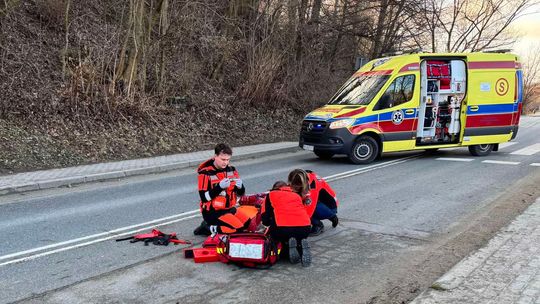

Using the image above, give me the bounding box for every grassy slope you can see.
[0,1,333,174]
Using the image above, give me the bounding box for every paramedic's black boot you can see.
[310,222,324,236]
[193,221,211,236]
[300,239,311,267]
[288,237,300,264]
[330,215,339,228]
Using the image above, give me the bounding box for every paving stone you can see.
[411,197,540,304]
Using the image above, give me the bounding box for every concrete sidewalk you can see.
[0,141,299,195]
[411,197,540,304]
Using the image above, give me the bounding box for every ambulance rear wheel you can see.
[349,136,379,164]
[468,144,494,156]
[314,150,334,160]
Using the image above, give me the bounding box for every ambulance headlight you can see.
[329,118,354,129]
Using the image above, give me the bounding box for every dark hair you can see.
[288,169,308,195]
[214,143,232,155]
[271,180,287,190]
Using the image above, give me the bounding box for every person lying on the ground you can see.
[238,181,287,232]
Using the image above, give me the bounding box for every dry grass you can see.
[0,0,354,173]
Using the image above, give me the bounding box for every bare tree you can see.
[522,42,540,113]
[407,0,537,52]
[114,0,170,97]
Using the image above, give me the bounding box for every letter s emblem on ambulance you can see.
[495,78,509,96]
[392,110,404,125]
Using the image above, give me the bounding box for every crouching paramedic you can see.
[193,143,255,235]
[306,169,339,235]
[261,175,312,267]
[289,169,339,236]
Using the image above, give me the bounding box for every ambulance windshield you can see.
[328,74,389,105]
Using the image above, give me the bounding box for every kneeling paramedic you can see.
[306,169,339,235]
[193,143,255,235]
[262,173,312,267]
[289,169,339,236]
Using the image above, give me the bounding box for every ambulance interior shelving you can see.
[416,59,466,145]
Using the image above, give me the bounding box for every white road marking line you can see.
[324,154,421,181]
[1,154,423,267]
[0,209,200,263]
[0,214,201,267]
[510,143,540,156]
[327,156,421,182]
[531,163,540,167]
[499,142,518,149]
[436,157,474,162]
[482,160,520,165]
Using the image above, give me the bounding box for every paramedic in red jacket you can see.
[262,173,312,266]
[292,169,339,235]
[193,143,251,235]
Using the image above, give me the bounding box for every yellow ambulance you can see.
[299,52,524,164]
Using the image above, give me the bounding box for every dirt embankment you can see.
[0,104,303,175]
[1,1,350,174]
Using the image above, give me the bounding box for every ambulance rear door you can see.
[464,56,516,144]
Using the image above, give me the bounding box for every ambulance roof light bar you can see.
[381,48,424,57]
[483,49,512,53]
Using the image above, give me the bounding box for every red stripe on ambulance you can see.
[349,123,380,134]
[353,70,393,77]
[399,63,420,73]
[378,119,416,132]
[468,61,515,69]
[465,113,513,128]
[335,107,366,118]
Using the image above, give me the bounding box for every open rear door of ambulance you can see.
[416,57,467,147]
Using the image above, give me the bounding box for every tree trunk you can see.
[113,0,168,96]
[310,0,322,25]
[371,0,388,58]
[61,0,71,81]
[294,0,308,63]
[157,0,169,94]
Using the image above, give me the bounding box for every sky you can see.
[511,4,540,59]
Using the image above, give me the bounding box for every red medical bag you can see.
[216,232,281,268]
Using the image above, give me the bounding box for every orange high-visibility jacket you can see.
[197,158,244,212]
[305,170,339,217]
[262,186,311,227]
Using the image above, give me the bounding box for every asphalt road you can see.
[1,116,539,304]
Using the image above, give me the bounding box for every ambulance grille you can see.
[301,120,327,136]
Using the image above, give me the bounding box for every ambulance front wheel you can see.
[314,150,334,160]
[349,136,379,164]
[468,144,494,156]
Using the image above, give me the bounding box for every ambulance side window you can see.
[375,74,415,110]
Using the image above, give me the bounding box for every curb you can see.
[0,145,301,195]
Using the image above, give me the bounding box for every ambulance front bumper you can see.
[299,122,355,155]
